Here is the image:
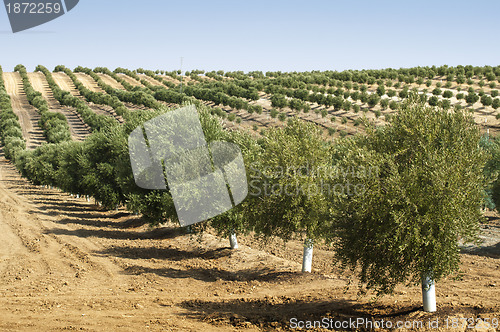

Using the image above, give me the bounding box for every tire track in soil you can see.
[0,145,498,331]
[2,72,45,149]
[0,150,299,331]
[27,72,90,141]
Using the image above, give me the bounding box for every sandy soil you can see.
[51,73,81,97]
[0,146,498,331]
[159,75,181,85]
[2,72,45,149]
[96,73,124,90]
[74,73,105,94]
[138,74,164,87]
[116,73,144,88]
[26,72,90,141]
[50,72,124,123]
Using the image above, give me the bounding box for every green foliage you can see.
[440,99,451,110]
[386,89,396,98]
[245,118,332,241]
[442,90,453,98]
[466,92,480,104]
[492,98,500,110]
[328,96,486,295]
[380,98,389,109]
[481,95,493,107]
[428,96,439,106]
[376,85,386,96]
[0,66,26,160]
[14,65,71,144]
[432,88,442,96]
[270,94,288,109]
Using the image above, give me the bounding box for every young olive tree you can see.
[327,96,486,311]
[245,118,332,272]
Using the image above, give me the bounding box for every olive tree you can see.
[245,118,332,272]
[326,96,486,312]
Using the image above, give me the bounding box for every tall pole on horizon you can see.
[180,56,184,94]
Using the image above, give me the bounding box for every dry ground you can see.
[0,150,498,331]
[2,72,44,149]
[1,71,499,331]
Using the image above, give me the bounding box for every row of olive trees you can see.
[35,66,117,131]
[2,81,492,312]
[114,68,264,118]
[0,65,25,160]
[73,66,161,110]
[245,95,488,313]
[14,65,71,144]
[54,66,131,119]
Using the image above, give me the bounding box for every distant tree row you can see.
[36,65,117,131]
[54,66,131,119]
[0,65,25,160]
[15,64,71,144]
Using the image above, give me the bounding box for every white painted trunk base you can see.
[422,276,436,312]
[302,239,314,273]
[229,233,238,249]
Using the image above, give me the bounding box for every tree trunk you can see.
[302,238,314,273]
[229,231,238,249]
[422,275,436,312]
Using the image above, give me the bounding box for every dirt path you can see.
[0,146,498,331]
[96,73,124,90]
[138,74,164,87]
[0,151,248,331]
[2,72,45,149]
[51,72,81,97]
[52,72,124,123]
[116,73,144,88]
[27,72,91,141]
[74,73,105,93]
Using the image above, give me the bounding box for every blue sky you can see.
[0,0,499,72]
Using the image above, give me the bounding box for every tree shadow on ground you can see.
[461,242,500,258]
[44,226,145,240]
[121,263,309,283]
[44,222,186,241]
[179,297,423,331]
[99,245,231,261]
[180,298,499,331]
